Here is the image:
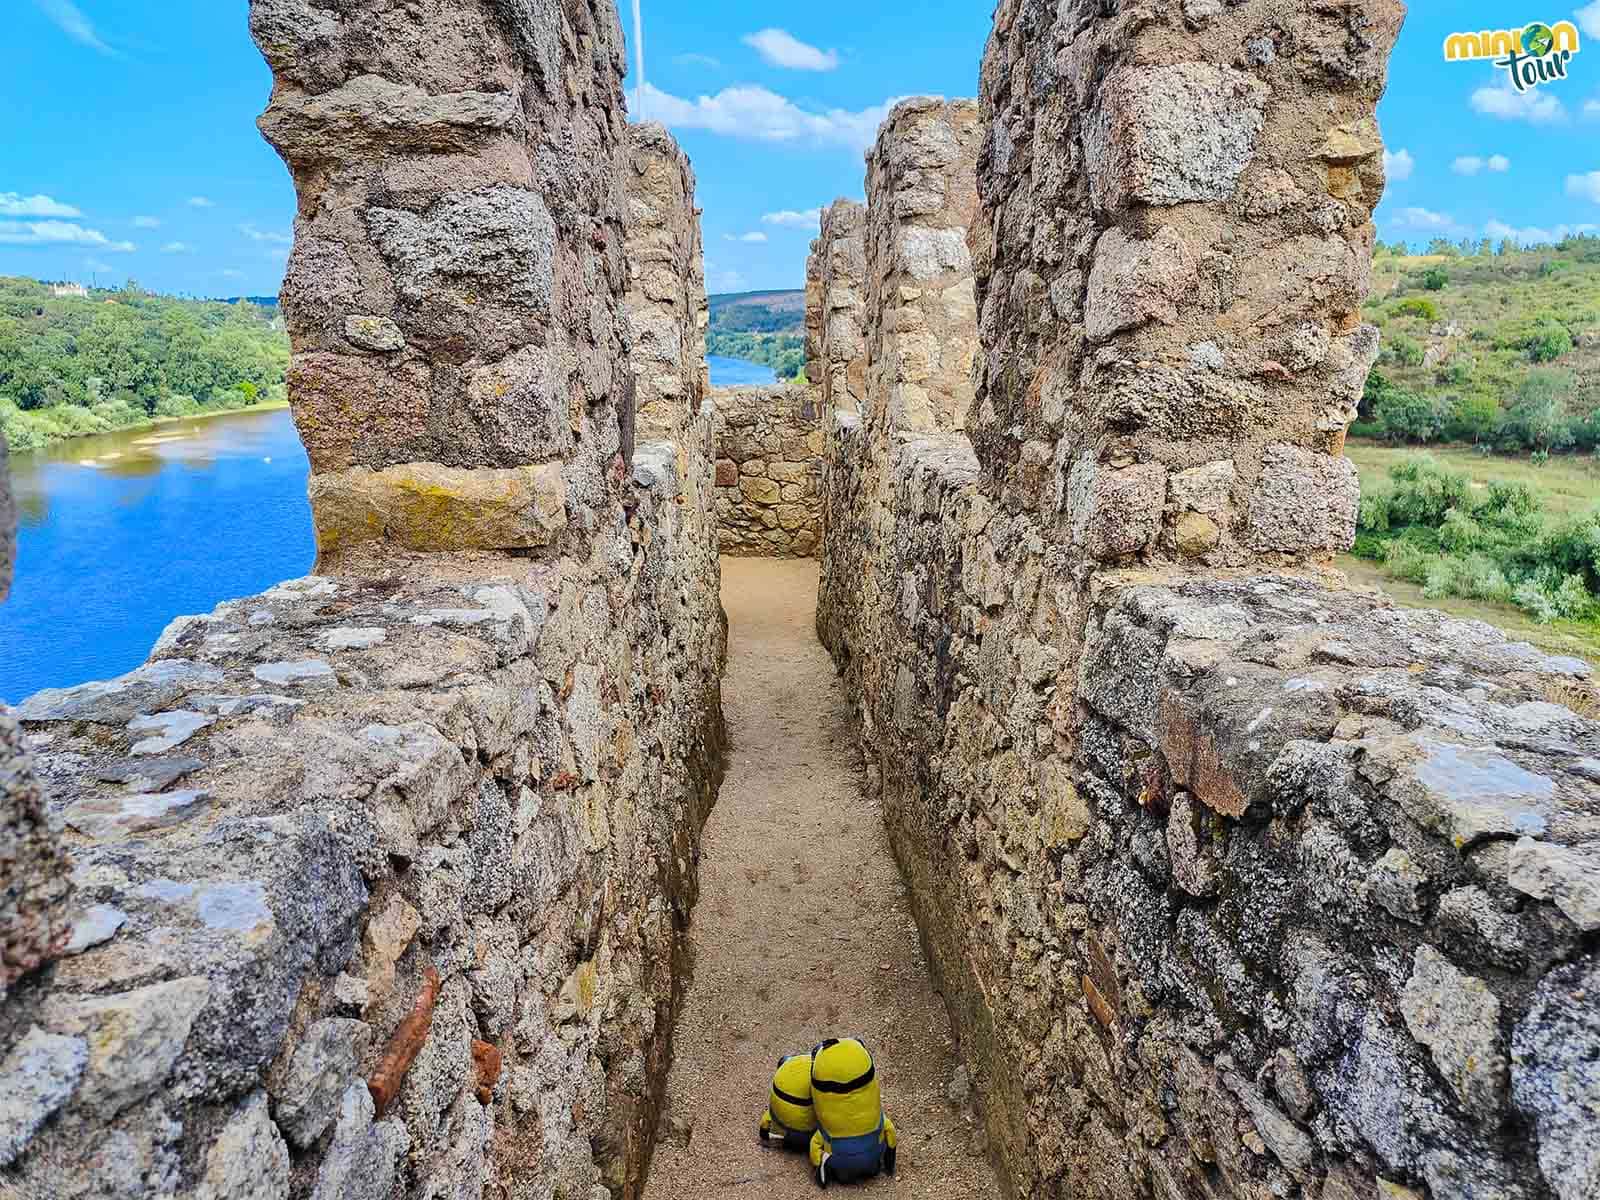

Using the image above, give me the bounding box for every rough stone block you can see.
[1247,444,1359,556]
[1086,64,1268,210]
[309,462,567,555]
[1085,227,1197,342]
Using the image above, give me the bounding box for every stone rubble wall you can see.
[624,124,709,445]
[863,100,980,439]
[253,0,632,559]
[2,446,725,1200]
[819,4,1600,1200]
[804,200,867,416]
[1,2,731,1198]
[712,385,825,558]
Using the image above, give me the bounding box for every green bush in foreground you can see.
[1357,454,1600,625]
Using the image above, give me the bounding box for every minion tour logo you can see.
[1444,21,1581,92]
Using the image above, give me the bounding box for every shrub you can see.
[1390,297,1440,321]
[1375,387,1443,441]
[1386,457,1472,526]
[1381,538,1433,585]
[1523,319,1573,363]
[1501,369,1576,451]
[1422,266,1450,290]
[1382,333,1426,368]
[1447,392,1500,442]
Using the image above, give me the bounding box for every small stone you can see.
[332,973,370,1016]
[1187,341,1225,370]
[714,459,738,487]
[1319,118,1383,164]
[93,755,203,792]
[343,315,406,353]
[196,1092,289,1200]
[1512,955,1599,1200]
[1368,848,1429,924]
[252,660,338,688]
[1377,1180,1424,1200]
[61,789,212,839]
[1400,944,1507,1117]
[310,1083,408,1200]
[275,1018,374,1150]
[126,710,214,755]
[1271,1049,1315,1122]
[1506,838,1600,931]
[0,1027,88,1167]
[63,904,128,954]
[1175,512,1221,557]
[321,627,388,651]
[946,1065,972,1106]
[737,476,781,505]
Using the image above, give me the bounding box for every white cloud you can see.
[31,0,119,56]
[1471,78,1567,124]
[1453,154,1512,175]
[1577,1,1600,38]
[83,259,114,273]
[1382,148,1414,181]
[1567,171,1600,203]
[132,215,161,229]
[672,52,722,69]
[641,82,900,152]
[0,192,81,218]
[188,196,215,208]
[1388,206,1471,238]
[742,28,840,71]
[724,231,768,243]
[0,220,135,251]
[1485,218,1599,245]
[763,207,824,228]
[160,241,192,254]
[1588,97,1600,119]
[240,223,292,245]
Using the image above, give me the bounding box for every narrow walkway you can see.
[647,559,1002,1199]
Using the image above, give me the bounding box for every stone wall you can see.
[804,200,867,416]
[712,385,824,557]
[624,124,709,445]
[819,4,1600,1200]
[0,3,729,1198]
[254,0,632,559]
[863,100,980,439]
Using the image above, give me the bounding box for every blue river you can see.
[0,355,775,701]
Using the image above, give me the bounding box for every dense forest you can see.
[0,276,289,452]
[1356,236,1600,456]
[706,330,806,380]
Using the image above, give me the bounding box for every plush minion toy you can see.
[759,1053,817,1151]
[808,1037,896,1188]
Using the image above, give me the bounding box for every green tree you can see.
[1422,266,1450,291]
[1502,370,1575,451]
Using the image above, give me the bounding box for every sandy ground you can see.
[645,558,1002,1200]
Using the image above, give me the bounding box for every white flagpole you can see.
[632,0,646,120]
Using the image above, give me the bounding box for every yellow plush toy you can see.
[807,1037,897,1188]
[759,1052,817,1151]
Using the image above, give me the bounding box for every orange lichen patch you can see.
[368,964,441,1117]
[471,1039,503,1105]
[1159,694,1248,818]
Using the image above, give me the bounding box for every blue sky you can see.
[2,1,1598,297]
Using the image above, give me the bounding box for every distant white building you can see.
[50,282,89,299]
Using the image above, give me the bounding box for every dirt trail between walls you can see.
[645,558,1003,1200]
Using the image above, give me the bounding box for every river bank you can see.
[1,397,290,453]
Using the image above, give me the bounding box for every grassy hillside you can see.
[0,276,288,451]
[708,289,805,334]
[707,289,806,380]
[1359,237,1600,450]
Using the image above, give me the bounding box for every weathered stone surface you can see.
[1248,444,1361,557]
[1,709,72,1003]
[625,123,708,444]
[0,1027,86,1168]
[1086,63,1268,210]
[1506,837,1600,930]
[1085,227,1197,341]
[343,314,406,353]
[311,1082,409,1200]
[275,1017,373,1149]
[1512,955,1600,1200]
[806,200,867,413]
[1400,945,1507,1117]
[308,461,567,555]
[45,976,211,1118]
[196,1091,290,1200]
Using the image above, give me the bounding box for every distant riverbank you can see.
[3,398,291,453]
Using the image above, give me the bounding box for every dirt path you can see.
[646,558,1002,1200]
